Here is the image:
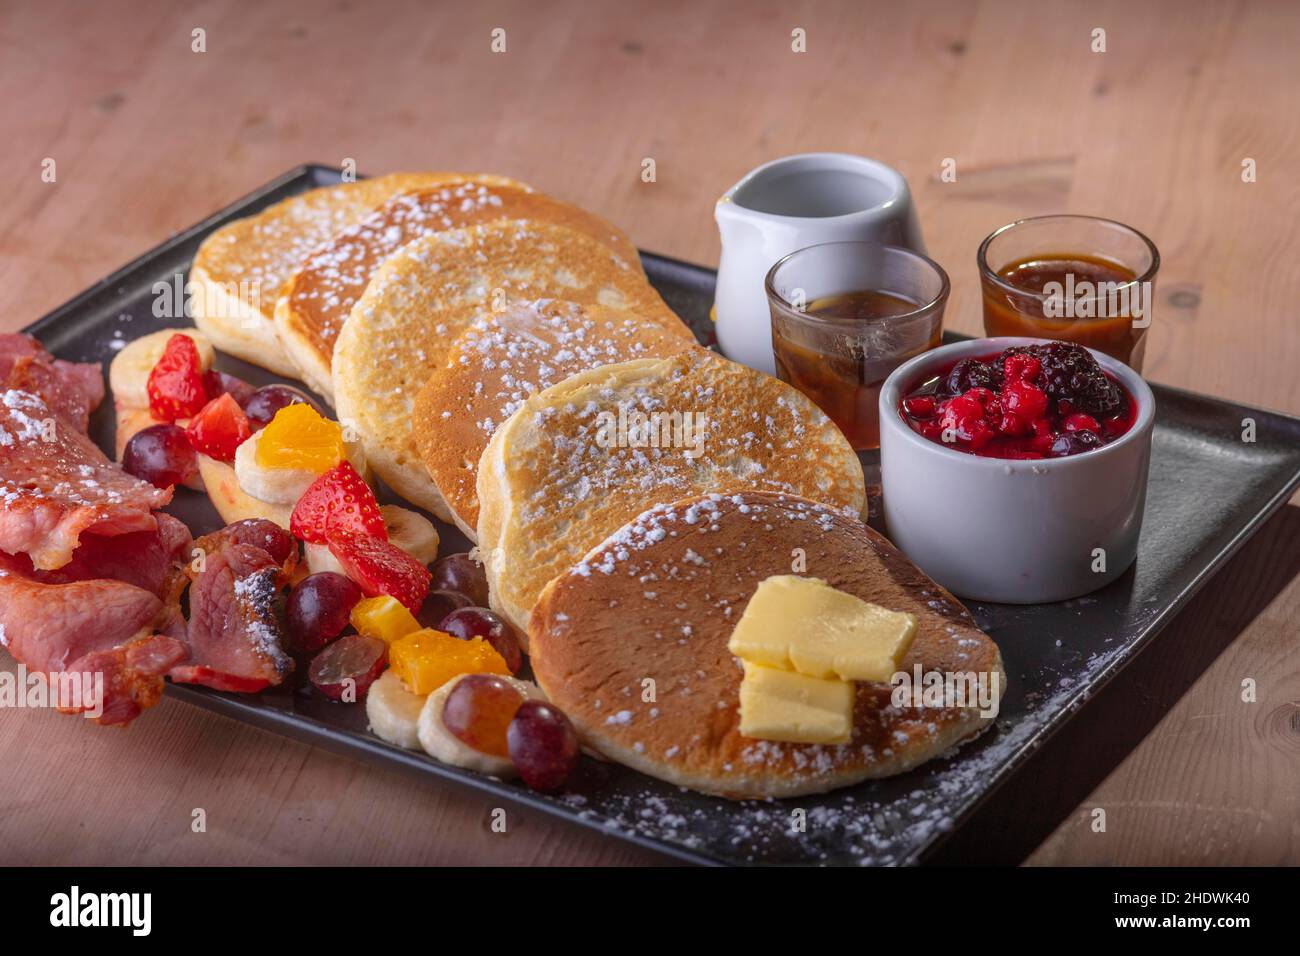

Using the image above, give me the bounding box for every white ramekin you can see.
[879,337,1155,604]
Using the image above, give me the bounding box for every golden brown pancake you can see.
[530,491,1005,799]
[274,183,641,398]
[191,172,523,378]
[332,219,682,519]
[412,299,698,537]
[476,349,867,634]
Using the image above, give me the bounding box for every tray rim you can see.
[17,164,1300,867]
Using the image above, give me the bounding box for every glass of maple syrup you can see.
[978,215,1160,371]
[766,241,949,450]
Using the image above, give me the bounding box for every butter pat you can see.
[738,662,853,745]
[728,575,917,682]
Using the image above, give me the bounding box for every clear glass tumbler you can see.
[766,241,949,450]
[978,214,1159,371]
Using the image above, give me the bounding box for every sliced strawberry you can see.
[147,333,208,421]
[290,461,387,544]
[185,393,252,462]
[327,531,431,613]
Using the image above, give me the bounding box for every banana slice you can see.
[197,453,293,528]
[380,505,439,565]
[417,673,544,775]
[234,428,370,505]
[110,328,215,409]
[303,541,345,576]
[303,505,439,575]
[365,671,428,749]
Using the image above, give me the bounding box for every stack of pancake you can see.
[193,170,1003,797]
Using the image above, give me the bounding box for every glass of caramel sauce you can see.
[766,241,949,450]
[978,215,1160,371]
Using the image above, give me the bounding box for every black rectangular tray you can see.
[24,165,1300,865]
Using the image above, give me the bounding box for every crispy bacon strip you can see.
[169,520,297,693]
[0,333,104,432]
[0,390,170,569]
[0,551,188,726]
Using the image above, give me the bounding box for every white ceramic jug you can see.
[714,153,926,374]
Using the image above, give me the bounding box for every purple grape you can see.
[286,572,363,654]
[440,607,522,673]
[244,385,320,427]
[122,424,197,488]
[507,700,579,792]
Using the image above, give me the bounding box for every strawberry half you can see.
[327,531,431,613]
[290,461,387,544]
[186,393,252,462]
[147,333,208,421]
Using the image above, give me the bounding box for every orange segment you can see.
[255,403,345,473]
[389,628,509,695]
[351,596,421,645]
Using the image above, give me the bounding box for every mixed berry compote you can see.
[898,342,1136,459]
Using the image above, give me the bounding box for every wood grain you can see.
[1,0,1297,865]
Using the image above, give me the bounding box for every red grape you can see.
[203,369,257,407]
[287,572,363,654]
[440,607,522,674]
[221,518,297,567]
[430,552,490,606]
[244,384,319,427]
[308,633,387,701]
[442,675,524,757]
[507,700,579,792]
[122,423,198,488]
[417,588,473,630]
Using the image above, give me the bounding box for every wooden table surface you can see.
[2,0,1297,866]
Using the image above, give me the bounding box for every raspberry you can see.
[902,395,937,418]
[998,413,1030,436]
[965,420,994,449]
[941,395,983,431]
[1002,380,1049,420]
[1003,352,1042,384]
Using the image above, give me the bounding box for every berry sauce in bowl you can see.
[897,342,1137,460]
[878,336,1156,603]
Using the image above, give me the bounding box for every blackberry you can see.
[945,358,1002,396]
[1049,429,1103,457]
[998,342,1127,419]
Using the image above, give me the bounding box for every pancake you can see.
[529,491,1005,799]
[476,349,866,635]
[274,184,642,399]
[190,172,524,378]
[412,299,699,538]
[332,219,682,519]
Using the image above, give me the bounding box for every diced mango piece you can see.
[351,595,421,645]
[728,575,916,682]
[389,628,509,696]
[737,661,853,745]
[255,402,345,474]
